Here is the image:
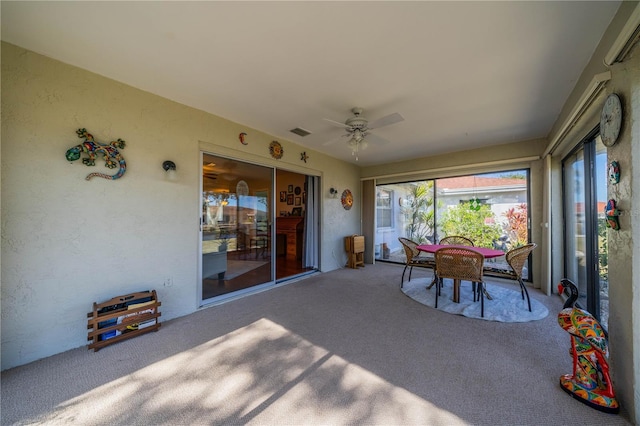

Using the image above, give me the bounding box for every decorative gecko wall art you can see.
[65,128,127,180]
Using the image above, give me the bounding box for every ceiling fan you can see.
[322,107,404,160]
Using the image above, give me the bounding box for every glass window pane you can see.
[594,136,609,328]
[374,172,529,277]
[563,150,588,308]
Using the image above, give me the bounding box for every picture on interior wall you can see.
[303,192,307,204]
[288,185,293,193]
[295,197,301,206]
[292,207,302,216]
[287,194,294,205]
[280,191,286,202]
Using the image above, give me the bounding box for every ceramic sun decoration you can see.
[557,279,619,413]
[65,128,127,180]
[269,141,283,159]
[341,189,353,210]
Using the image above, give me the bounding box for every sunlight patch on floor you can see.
[43,319,467,425]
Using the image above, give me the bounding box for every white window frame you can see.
[376,189,393,229]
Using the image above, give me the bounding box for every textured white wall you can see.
[606,47,640,423]
[1,42,361,370]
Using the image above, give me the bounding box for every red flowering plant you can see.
[503,203,528,249]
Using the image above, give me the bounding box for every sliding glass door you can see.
[562,131,609,328]
[201,154,273,301]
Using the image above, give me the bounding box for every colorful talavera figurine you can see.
[557,279,619,413]
[608,161,620,185]
[605,199,620,230]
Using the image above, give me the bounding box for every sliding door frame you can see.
[561,127,602,319]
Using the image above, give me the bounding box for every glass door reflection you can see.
[201,154,273,301]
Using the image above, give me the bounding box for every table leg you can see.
[453,279,460,303]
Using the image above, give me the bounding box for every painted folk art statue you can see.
[65,128,126,180]
[557,279,619,413]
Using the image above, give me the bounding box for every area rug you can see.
[401,277,548,322]
[225,260,268,280]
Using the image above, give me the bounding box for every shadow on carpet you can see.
[401,277,548,322]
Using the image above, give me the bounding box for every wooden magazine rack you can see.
[87,290,161,352]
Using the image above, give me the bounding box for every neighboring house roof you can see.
[438,176,526,190]
[438,176,526,196]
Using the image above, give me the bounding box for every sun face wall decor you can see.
[341,189,353,210]
[269,141,283,159]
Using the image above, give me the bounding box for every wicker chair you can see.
[439,235,474,246]
[504,243,537,311]
[438,236,477,295]
[398,237,435,288]
[435,247,486,317]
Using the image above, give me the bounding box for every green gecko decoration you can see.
[65,128,127,180]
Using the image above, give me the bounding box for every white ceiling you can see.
[1,1,621,166]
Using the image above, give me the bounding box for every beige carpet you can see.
[0,263,632,425]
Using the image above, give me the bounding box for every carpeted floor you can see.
[0,263,631,425]
[402,276,548,322]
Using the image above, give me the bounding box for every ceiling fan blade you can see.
[367,112,404,129]
[323,118,350,129]
[322,133,351,146]
[363,132,391,146]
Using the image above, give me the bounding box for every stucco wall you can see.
[607,46,640,424]
[1,42,361,370]
[546,5,639,417]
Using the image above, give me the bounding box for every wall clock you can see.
[600,93,622,147]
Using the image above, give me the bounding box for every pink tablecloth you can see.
[416,244,504,259]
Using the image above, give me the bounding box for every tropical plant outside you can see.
[401,182,435,243]
[503,203,528,248]
[439,202,502,249]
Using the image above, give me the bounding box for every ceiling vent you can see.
[290,127,311,137]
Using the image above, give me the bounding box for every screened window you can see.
[374,170,531,281]
[376,189,393,228]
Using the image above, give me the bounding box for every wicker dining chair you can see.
[434,247,486,317]
[439,235,475,246]
[398,237,435,288]
[504,243,537,311]
[438,236,477,297]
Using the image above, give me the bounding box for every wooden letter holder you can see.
[87,290,161,352]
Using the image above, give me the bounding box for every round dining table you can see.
[416,244,504,258]
[416,244,505,303]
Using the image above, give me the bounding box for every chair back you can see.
[505,243,537,278]
[439,235,474,246]
[435,247,484,282]
[398,237,419,263]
